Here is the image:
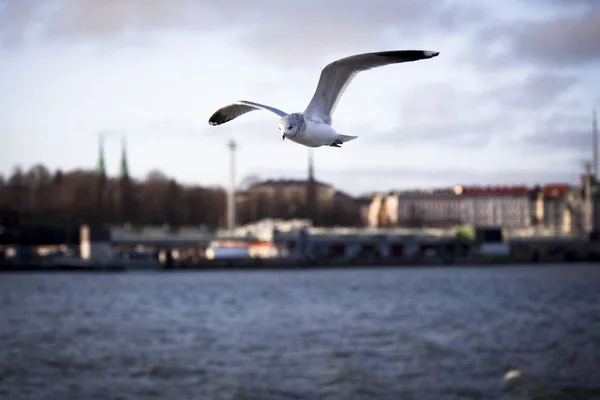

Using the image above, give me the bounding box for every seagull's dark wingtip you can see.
[208,113,221,126]
[424,51,440,58]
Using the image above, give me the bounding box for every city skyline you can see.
[0,148,591,198]
[1,0,599,196]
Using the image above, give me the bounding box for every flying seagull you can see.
[208,50,439,148]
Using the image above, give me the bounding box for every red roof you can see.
[461,186,529,196]
[542,184,570,198]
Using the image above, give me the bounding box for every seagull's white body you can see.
[286,119,339,148]
[208,50,440,148]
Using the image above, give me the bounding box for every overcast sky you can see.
[1,0,599,195]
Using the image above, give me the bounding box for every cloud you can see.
[359,82,495,148]
[516,110,596,154]
[476,6,600,67]
[362,71,577,150]
[1,0,597,195]
[485,72,577,109]
[142,117,281,143]
[0,0,213,47]
[532,0,600,9]
[0,0,486,58]
[511,10,600,66]
[521,129,592,153]
[366,118,498,149]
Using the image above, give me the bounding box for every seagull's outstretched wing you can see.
[304,50,439,125]
[208,100,288,126]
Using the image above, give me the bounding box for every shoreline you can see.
[1,254,598,273]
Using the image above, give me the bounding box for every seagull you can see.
[208,50,439,148]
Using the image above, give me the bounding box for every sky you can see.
[0,0,599,196]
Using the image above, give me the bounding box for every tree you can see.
[0,164,364,229]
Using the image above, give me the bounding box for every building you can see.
[383,193,400,226]
[461,186,531,229]
[593,186,600,234]
[363,192,401,227]
[366,193,384,228]
[541,184,572,234]
[396,187,462,227]
[359,183,592,233]
[246,179,336,205]
[355,196,373,227]
[529,186,544,226]
[239,179,336,224]
[582,165,595,235]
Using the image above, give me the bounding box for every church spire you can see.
[96,134,106,177]
[119,136,129,180]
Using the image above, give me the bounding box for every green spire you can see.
[97,134,106,177]
[308,149,314,181]
[120,136,129,179]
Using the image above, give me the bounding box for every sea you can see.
[1,263,599,400]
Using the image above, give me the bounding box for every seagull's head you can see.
[279,113,305,141]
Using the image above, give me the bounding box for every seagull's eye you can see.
[287,125,292,129]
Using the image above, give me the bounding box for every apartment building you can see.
[460,186,531,229]
[395,187,463,227]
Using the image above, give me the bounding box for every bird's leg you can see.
[282,135,285,141]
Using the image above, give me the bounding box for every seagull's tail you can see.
[337,133,358,143]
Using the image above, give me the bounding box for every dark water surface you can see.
[1,264,600,400]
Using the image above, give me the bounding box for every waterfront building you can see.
[395,187,462,228]
[541,184,573,234]
[460,186,531,229]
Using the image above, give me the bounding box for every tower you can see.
[584,162,593,234]
[308,148,314,182]
[227,140,237,231]
[118,135,133,224]
[593,109,598,180]
[306,149,317,223]
[119,136,129,180]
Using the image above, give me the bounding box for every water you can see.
[1,264,600,400]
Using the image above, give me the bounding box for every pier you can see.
[1,221,598,272]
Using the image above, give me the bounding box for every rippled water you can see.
[1,264,600,400]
